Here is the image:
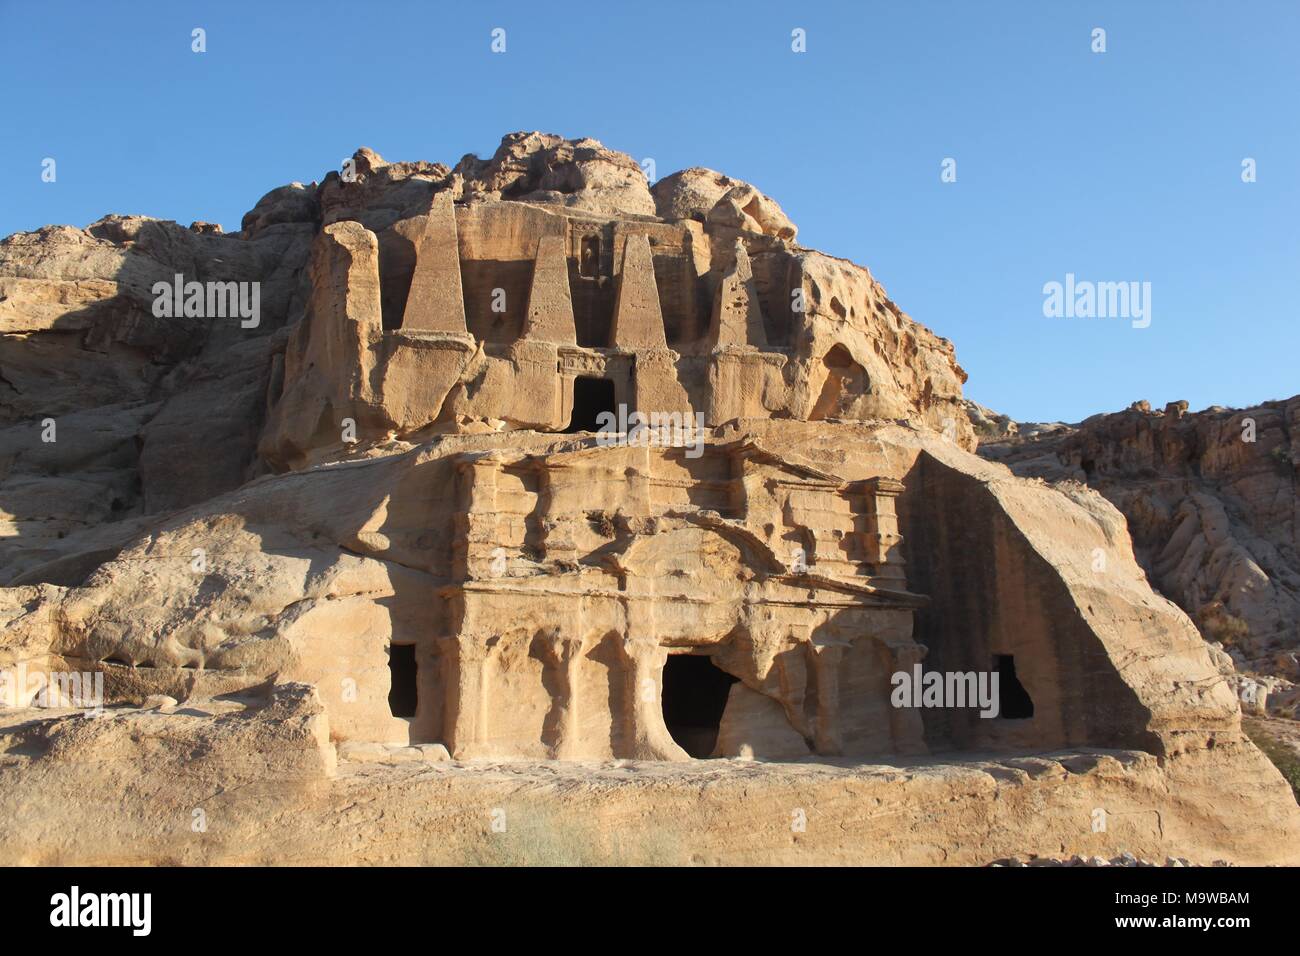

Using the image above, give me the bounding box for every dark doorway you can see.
[661,653,739,758]
[388,644,418,718]
[566,376,617,433]
[993,654,1034,719]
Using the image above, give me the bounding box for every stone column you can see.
[861,477,906,584]
[454,453,502,579]
[807,638,850,755]
[301,221,385,423]
[537,463,578,565]
[537,628,586,760]
[619,603,687,760]
[445,633,495,760]
[885,639,929,756]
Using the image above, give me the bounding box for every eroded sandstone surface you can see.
[1,133,1296,865]
[976,397,1300,721]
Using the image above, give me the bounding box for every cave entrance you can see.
[566,376,617,433]
[388,643,418,719]
[993,654,1034,719]
[661,652,739,758]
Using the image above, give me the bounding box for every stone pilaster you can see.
[537,627,586,760]
[807,638,849,755]
[619,604,687,760]
[454,452,503,579]
[885,640,929,756]
[537,462,579,566]
[444,633,496,759]
[860,477,907,583]
[707,350,785,426]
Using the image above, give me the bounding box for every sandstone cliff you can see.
[976,400,1299,669]
[3,419,1296,864]
[1,133,1296,866]
[1,133,971,585]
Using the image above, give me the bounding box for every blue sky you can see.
[2,1,1296,422]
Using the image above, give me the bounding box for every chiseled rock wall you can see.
[1,423,1296,863]
[258,140,973,469]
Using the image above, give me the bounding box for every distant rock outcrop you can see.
[976,397,1300,689]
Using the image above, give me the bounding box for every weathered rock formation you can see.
[977,399,1300,678]
[0,133,1296,865]
[260,144,971,472]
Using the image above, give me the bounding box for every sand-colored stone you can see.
[400,191,467,333]
[1,132,1296,867]
[978,397,1300,682]
[610,233,667,350]
[706,239,767,349]
[522,235,576,345]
